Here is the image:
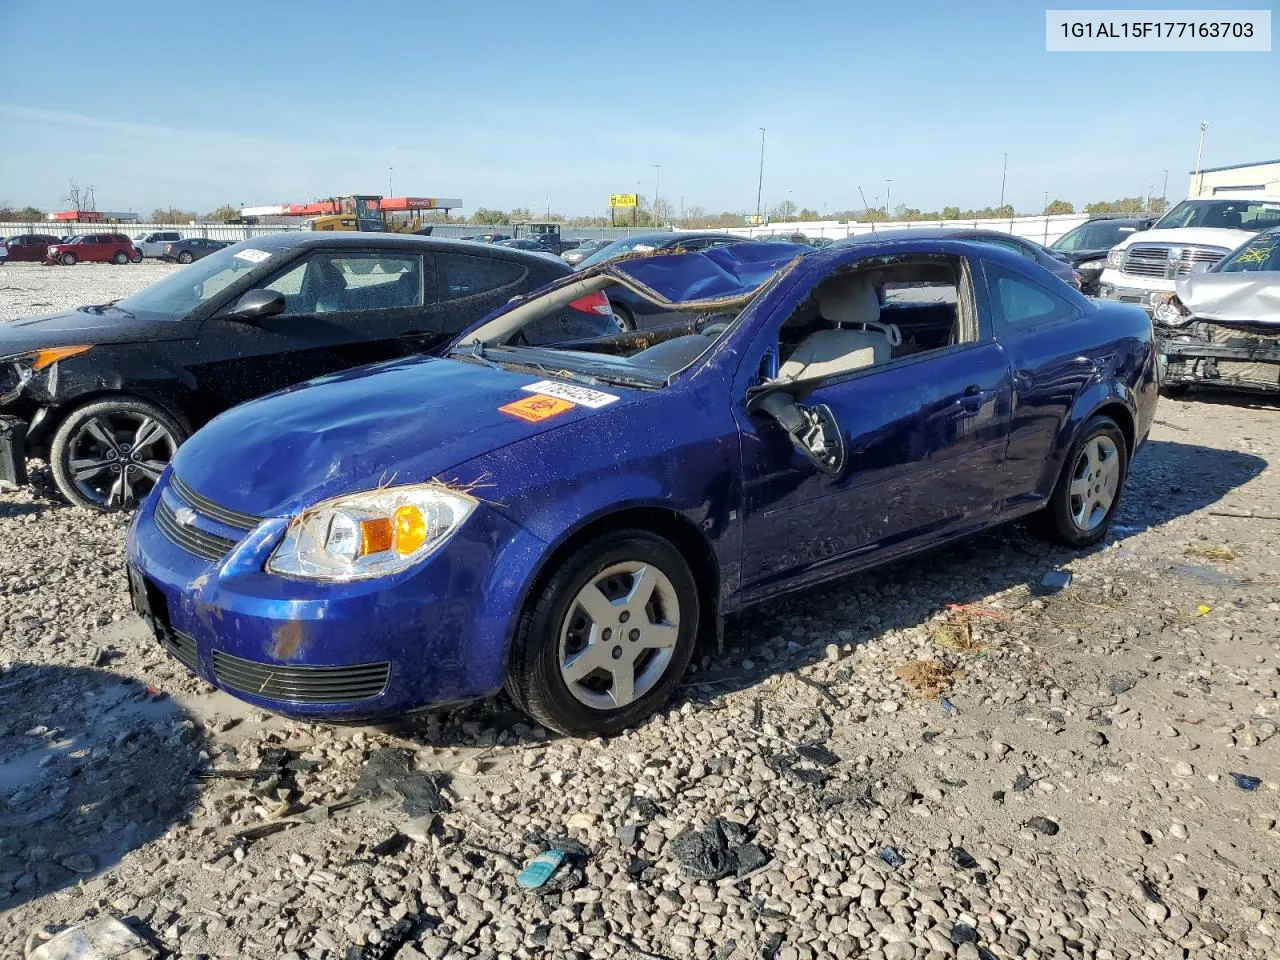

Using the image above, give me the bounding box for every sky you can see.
[0,0,1276,218]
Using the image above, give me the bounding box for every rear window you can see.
[437,253,526,299]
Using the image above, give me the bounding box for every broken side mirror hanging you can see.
[751,389,847,478]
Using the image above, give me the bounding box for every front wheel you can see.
[130,250,143,263]
[506,530,700,737]
[49,398,188,511]
[113,251,128,265]
[1032,415,1128,547]
[177,251,193,264]
[60,253,77,266]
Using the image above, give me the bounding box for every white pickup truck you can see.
[1098,197,1280,313]
[130,229,184,258]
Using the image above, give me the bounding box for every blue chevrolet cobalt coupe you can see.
[127,239,1158,736]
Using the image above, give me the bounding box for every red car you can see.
[45,233,142,266]
[4,233,62,263]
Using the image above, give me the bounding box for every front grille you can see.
[1175,247,1227,276]
[211,650,390,704]
[1123,244,1229,280]
[155,496,239,562]
[161,629,199,672]
[1122,245,1171,278]
[170,474,261,531]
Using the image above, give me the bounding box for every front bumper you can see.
[1098,270,1172,315]
[126,473,548,720]
[0,417,28,486]
[1158,325,1280,392]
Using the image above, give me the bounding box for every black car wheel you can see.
[113,251,129,265]
[60,252,77,266]
[130,250,143,263]
[1032,415,1128,548]
[50,398,188,511]
[506,529,699,737]
[610,302,635,333]
[177,251,193,264]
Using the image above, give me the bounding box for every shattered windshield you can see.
[113,244,278,319]
[450,250,790,388]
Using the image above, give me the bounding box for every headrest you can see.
[816,274,880,327]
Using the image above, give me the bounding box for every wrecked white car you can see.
[1155,225,1280,394]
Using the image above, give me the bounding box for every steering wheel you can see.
[701,322,731,338]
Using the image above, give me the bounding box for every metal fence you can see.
[723,213,1093,248]
[0,221,301,241]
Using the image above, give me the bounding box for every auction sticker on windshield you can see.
[500,394,576,423]
[522,380,619,408]
[233,249,272,264]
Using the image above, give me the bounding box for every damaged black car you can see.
[1154,225,1280,396]
[0,233,610,509]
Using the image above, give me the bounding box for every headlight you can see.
[1105,249,1125,270]
[1152,292,1191,326]
[266,483,476,581]
[1077,259,1106,273]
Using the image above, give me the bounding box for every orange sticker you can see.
[499,393,576,422]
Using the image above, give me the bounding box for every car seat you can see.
[778,275,902,380]
[309,259,349,314]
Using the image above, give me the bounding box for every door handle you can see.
[956,384,991,409]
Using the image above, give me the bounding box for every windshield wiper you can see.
[105,299,137,319]
[449,340,502,371]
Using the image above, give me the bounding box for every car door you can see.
[734,249,1012,599]
[10,235,35,261]
[188,248,445,413]
[978,258,1096,504]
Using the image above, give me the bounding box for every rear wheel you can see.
[60,252,77,266]
[1031,415,1128,547]
[610,302,635,333]
[506,530,699,737]
[50,398,188,511]
[177,251,193,264]
[112,251,128,265]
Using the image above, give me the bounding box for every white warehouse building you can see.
[1189,159,1280,198]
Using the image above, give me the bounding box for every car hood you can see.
[1113,227,1254,252]
[171,354,642,518]
[0,307,191,354]
[1175,271,1280,327]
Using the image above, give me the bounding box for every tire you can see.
[112,251,129,265]
[50,397,189,511]
[1031,415,1128,548]
[506,529,700,737]
[610,302,635,333]
[130,251,143,263]
[177,251,193,264]
[60,252,77,266]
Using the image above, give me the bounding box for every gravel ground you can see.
[2,264,1279,960]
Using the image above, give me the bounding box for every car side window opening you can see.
[984,262,1080,331]
[437,253,525,300]
[769,254,976,384]
[261,253,429,316]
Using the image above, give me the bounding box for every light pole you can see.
[388,167,393,197]
[1161,169,1169,208]
[635,180,641,227]
[885,179,893,219]
[1194,121,1209,196]
[680,196,684,223]
[1043,191,1049,243]
[756,127,766,223]
[652,164,660,226]
[999,153,1008,211]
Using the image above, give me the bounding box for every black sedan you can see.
[1050,217,1153,295]
[837,227,1082,290]
[0,233,611,509]
[160,237,231,263]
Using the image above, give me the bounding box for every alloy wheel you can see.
[66,413,177,509]
[557,560,681,710]
[1068,434,1120,532]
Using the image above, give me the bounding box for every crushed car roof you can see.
[596,241,807,306]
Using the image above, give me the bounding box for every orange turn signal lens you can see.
[30,345,92,371]
[359,517,394,556]
[393,504,427,555]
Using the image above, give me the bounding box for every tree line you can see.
[0,196,1171,227]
